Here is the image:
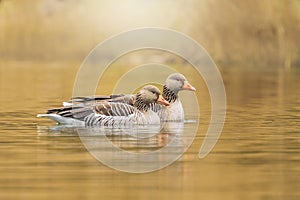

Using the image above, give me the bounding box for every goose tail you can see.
[36,114,84,126]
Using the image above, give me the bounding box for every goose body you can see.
[60,73,195,122]
[151,98,184,121]
[37,85,169,126]
[83,102,161,126]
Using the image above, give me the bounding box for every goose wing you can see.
[46,96,136,121]
[69,94,135,106]
[47,104,94,121]
[93,102,136,117]
[83,102,140,126]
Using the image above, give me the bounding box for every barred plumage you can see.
[57,73,196,122]
[37,85,168,126]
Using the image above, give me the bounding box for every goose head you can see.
[164,73,196,93]
[134,85,169,111]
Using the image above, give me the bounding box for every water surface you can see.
[0,61,299,199]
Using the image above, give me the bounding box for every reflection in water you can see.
[0,62,300,199]
[37,121,191,173]
[158,122,184,147]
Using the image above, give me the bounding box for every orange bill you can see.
[157,95,170,106]
[182,82,196,91]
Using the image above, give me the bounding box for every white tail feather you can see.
[63,102,73,107]
[37,114,84,126]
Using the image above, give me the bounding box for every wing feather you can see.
[68,94,135,106]
[93,102,136,117]
[46,104,94,121]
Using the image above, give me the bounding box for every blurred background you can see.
[1,0,300,67]
[0,1,299,200]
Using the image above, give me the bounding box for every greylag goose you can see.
[67,73,195,122]
[151,73,196,121]
[37,85,169,126]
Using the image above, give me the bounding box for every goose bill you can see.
[182,82,196,91]
[157,95,170,106]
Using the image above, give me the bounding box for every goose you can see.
[67,73,195,122]
[37,85,169,126]
[150,73,196,121]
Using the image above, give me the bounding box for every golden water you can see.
[0,61,299,199]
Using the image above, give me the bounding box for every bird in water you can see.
[150,73,196,121]
[66,73,196,122]
[37,85,169,126]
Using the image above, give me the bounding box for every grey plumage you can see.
[62,73,196,122]
[38,85,168,126]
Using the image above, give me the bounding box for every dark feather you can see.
[69,94,134,106]
[94,102,135,116]
[47,105,94,121]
